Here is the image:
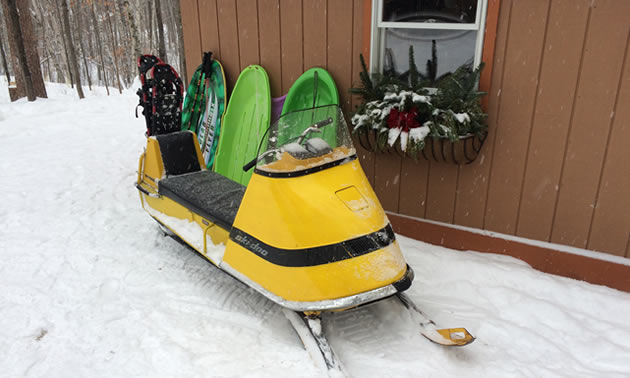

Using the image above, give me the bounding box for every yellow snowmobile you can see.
[136,105,473,374]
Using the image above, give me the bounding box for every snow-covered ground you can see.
[1,83,630,377]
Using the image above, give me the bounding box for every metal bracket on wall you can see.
[355,129,487,165]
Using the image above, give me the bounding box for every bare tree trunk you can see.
[80,47,91,91]
[51,0,73,87]
[154,0,166,62]
[45,34,65,83]
[17,0,46,96]
[72,0,91,90]
[43,38,63,83]
[60,0,84,98]
[116,0,130,45]
[147,0,153,52]
[3,0,35,100]
[35,0,64,84]
[83,1,94,59]
[90,0,109,95]
[115,0,132,83]
[30,8,46,80]
[0,25,11,84]
[111,9,130,86]
[105,3,123,93]
[45,54,50,81]
[124,1,140,56]
[2,0,47,99]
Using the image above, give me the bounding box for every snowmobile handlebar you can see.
[242,117,334,172]
[312,117,334,129]
[295,117,333,144]
[242,158,258,172]
[243,149,278,172]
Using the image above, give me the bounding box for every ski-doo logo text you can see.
[234,234,269,256]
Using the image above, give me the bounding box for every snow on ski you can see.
[283,293,473,377]
[396,293,475,347]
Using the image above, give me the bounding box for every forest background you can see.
[0,0,186,101]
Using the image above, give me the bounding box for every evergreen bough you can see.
[350,45,488,154]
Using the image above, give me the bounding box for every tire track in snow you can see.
[154,235,279,319]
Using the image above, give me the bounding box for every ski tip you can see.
[427,328,476,347]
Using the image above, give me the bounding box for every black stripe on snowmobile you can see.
[229,224,396,267]
[253,154,358,179]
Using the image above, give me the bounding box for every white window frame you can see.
[369,0,489,74]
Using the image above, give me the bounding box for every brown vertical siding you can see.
[551,1,630,248]
[180,0,201,82]
[352,0,375,185]
[257,0,282,97]
[426,162,458,223]
[516,0,590,241]
[399,157,430,219]
[236,0,261,69]
[303,0,327,70]
[479,0,501,111]
[371,2,403,215]
[327,1,354,114]
[484,0,551,234]
[373,154,402,212]
[588,33,630,257]
[180,0,630,259]
[198,0,221,58]
[453,0,512,229]
[279,0,303,93]
[216,0,241,90]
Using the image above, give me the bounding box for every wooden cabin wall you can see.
[180,0,630,259]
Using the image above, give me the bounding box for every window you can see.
[370,0,488,80]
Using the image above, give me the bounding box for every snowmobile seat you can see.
[156,131,202,177]
[154,131,244,229]
[158,171,245,230]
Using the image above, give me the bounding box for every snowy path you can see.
[1,84,630,377]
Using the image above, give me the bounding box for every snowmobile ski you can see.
[282,309,346,377]
[397,293,475,347]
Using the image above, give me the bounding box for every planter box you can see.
[355,128,487,165]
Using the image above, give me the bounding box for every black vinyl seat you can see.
[156,131,202,177]
[158,170,245,230]
[154,131,245,230]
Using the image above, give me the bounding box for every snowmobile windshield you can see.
[255,105,357,177]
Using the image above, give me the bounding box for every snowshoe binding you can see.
[135,54,184,136]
